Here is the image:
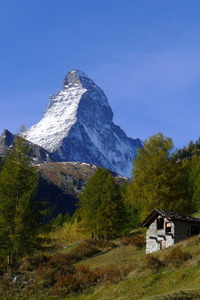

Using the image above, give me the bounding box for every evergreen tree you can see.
[188,155,200,211]
[173,137,200,213]
[121,182,141,229]
[0,158,3,171]
[50,212,71,228]
[79,169,109,238]
[0,134,45,275]
[175,138,200,161]
[96,174,127,240]
[79,168,127,240]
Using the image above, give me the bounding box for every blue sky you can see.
[1,0,200,149]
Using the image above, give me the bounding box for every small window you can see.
[165,222,172,234]
[157,217,164,230]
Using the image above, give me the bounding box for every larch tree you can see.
[78,168,110,238]
[0,134,45,276]
[96,174,127,240]
[79,168,127,240]
[128,133,191,222]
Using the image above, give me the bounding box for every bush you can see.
[129,236,145,248]
[53,265,98,297]
[53,273,80,297]
[52,262,130,297]
[95,265,129,284]
[20,254,49,271]
[70,242,101,261]
[118,236,131,246]
[119,235,145,248]
[75,265,98,289]
[47,253,74,272]
[145,255,164,271]
[163,247,192,267]
[53,264,130,297]
[34,253,75,288]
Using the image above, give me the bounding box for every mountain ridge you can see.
[0,130,129,218]
[0,129,57,164]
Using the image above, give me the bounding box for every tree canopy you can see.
[128,133,192,222]
[0,134,46,275]
[78,168,127,240]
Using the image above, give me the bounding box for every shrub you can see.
[118,236,131,246]
[163,247,192,267]
[53,265,98,297]
[34,264,56,288]
[0,277,12,295]
[130,236,145,248]
[75,265,98,289]
[145,255,164,271]
[70,242,101,261]
[95,265,129,284]
[20,254,49,271]
[48,253,74,272]
[119,235,145,248]
[54,264,130,297]
[54,273,80,297]
[34,253,75,288]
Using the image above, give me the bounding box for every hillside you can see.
[2,228,200,299]
[38,161,129,194]
[35,162,129,219]
[67,233,200,300]
[0,130,130,219]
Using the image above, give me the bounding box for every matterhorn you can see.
[25,70,142,177]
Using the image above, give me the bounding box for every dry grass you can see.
[75,244,144,270]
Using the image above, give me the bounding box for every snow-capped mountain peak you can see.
[25,70,88,152]
[25,70,142,177]
[62,69,94,89]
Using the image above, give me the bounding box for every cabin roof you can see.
[141,209,200,228]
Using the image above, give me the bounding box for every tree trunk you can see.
[7,254,13,279]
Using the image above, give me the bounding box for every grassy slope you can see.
[2,228,200,300]
[65,232,200,300]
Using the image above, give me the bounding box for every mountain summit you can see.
[25,69,142,177]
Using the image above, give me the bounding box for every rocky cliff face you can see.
[25,70,142,177]
[0,129,56,164]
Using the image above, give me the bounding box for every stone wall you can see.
[146,217,174,254]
